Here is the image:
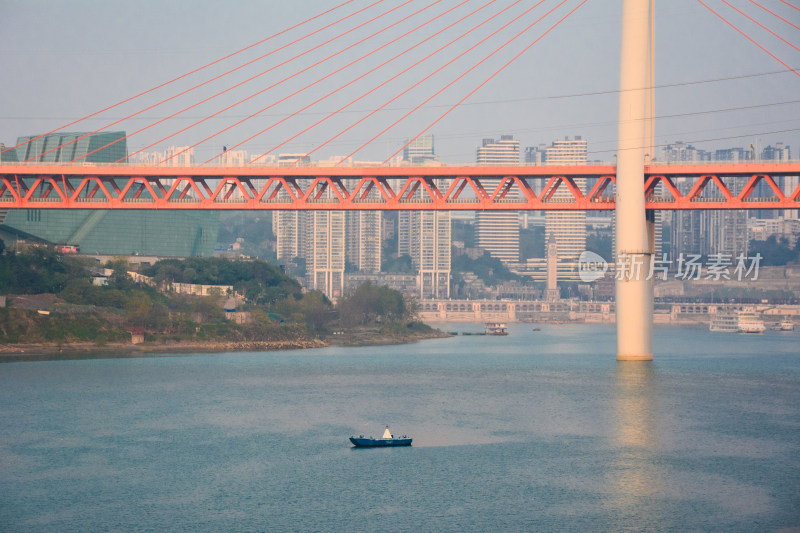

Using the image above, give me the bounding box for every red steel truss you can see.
[0,163,798,210]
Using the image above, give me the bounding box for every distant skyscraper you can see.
[544,136,587,264]
[668,177,749,259]
[474,135,520,264]
[760,143,795,220]
[661,140,791,258]
[658,141,711,162]
[476,135,519,165]
[162,146,194,166]
[403,134,437,164]
[670,208,748,259]
[278,153,311,166]
[524,144,548,165]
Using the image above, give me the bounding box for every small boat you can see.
[350,426,412,448]
[485,322,508,336]
[781,318,794,331]
[532,327,541,332]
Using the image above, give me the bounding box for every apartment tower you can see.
[474,135,520,264]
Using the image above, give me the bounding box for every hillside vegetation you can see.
[0,241,437,349]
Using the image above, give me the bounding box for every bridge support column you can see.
[616,0,653,361]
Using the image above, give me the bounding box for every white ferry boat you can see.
[770,319,795,331]
[709,311,765,334]
[485,322,508,336]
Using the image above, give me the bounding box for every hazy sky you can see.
[1,0,798,164]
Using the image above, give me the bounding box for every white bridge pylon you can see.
[615,0,655,361]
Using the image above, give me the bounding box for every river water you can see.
[1,324,799,532]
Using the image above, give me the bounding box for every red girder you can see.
[0,163,798,210]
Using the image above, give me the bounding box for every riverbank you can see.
[0,338,329,362]
[0,328,451,362]
[322,326,451,347]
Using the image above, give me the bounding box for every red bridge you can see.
[1,162,798,211]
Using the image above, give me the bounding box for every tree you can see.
[337,282,409,327]
[749,236,798,266]
[451,251,522,286]
[125,293,154,327]
[275,290,332,332]
[382,254,416,274]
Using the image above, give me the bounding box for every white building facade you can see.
[475,135,520,264]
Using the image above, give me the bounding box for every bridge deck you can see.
[1,163,798,210]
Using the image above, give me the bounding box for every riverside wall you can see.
[418,299,800,326]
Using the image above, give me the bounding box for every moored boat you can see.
[350,426,412,447]
[780,318,794,331]
[485,322,508,336]
[709,311,765,333]
[738,312,766,333]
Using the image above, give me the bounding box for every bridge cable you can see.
[269,0,543,165]
[73,0,405,164]
[719,0,800,53]
[696,0,800,79]
[5,66,796,122]
[384,0,588,165]
[233,0,515,166]
[749,0,800,32]
[115,0,420,164]
[4,0,357,160]
[341,0,575,165]
[169,0,465,166]
[338,0,584,165]
[780,0,800,12]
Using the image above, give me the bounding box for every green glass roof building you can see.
[1,132,219,257]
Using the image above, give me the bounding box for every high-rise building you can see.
[670,209,748,259]
[658,142,711,162]
[668,177,749,260]
[544,136,587,265]
[274,210,301,265]
[475,135,520,264]
[397,168,451,300]
[524,144,548,165]
[305,210,346,301]
[272,180,347,300]
[398,210,451,299]
[403,134,437,165]
[162,145,194,166]
[759,143,795,219]
[346,211,382,273]
[1,132,219,257]
[660,141,792,259]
